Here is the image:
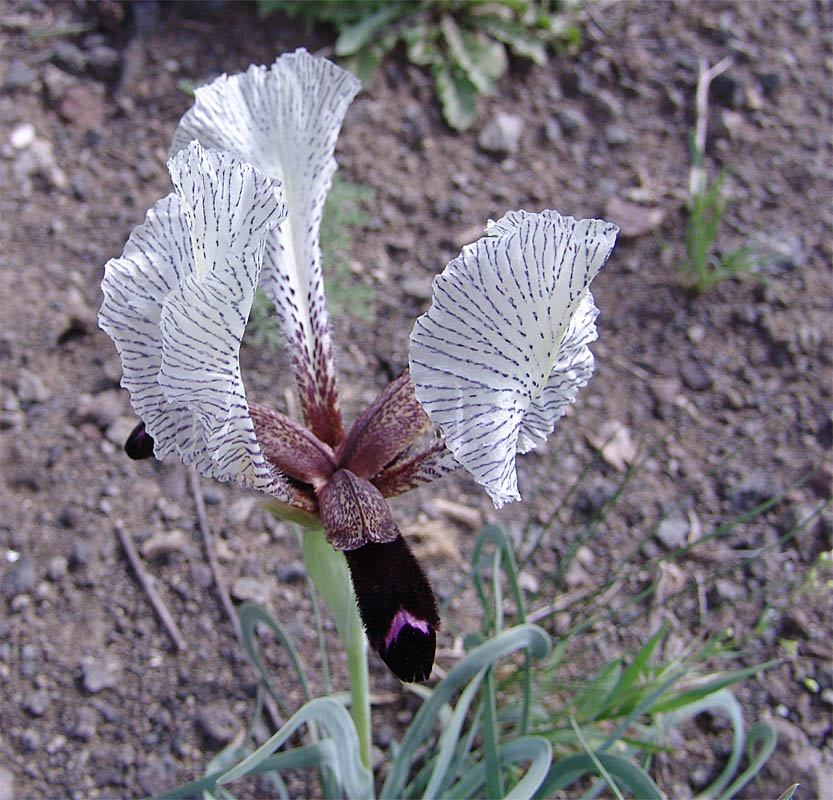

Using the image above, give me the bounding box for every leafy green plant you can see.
[245,173,374,350]
[256,0,580,130]
[681,136,763,292]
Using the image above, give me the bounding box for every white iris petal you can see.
[99,141,290,495]
[170,49,361,441]
[409,209,618,508]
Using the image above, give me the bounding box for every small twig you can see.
[115,521,186,651]
[189,466,241,641]
[690,55,733,199]
[189,466,283,731]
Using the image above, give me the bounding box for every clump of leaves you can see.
[246,174,375,351]
[681,136,763,293]
[256,0,580,130]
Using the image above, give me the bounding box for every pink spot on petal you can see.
[385,608,431,650]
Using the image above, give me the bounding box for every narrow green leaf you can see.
[573,659,623,721]
[722,722,778,799]
[335,4,407,56]
[433,64,478,131]
[536,752,665,799]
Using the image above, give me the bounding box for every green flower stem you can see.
[301,526,372,771]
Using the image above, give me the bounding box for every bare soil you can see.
[1,1,831,798]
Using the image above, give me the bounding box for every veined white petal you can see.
[170,48,361,446]
[409,210,618,508]
[99,142,290,496]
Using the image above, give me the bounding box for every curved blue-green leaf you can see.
[722,722,777,799]
[381,624,550,799]
[218,697,373,800]
[535,752,665,799]
[444,736,552,800]
[238,601,311,709]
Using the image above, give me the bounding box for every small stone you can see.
[20,727,42,752]
[680,360,714,391]
[231,576,272,606]
[71,706,98,740]
[47,555,68,581]
[586,420,636,471]
[400,274,433,301]
[543,117,562,143]
[226,497,256,526]
[605,196,665,238]
[105,415,139,447]
[57,504,82,529]
[58,84,105,129]
[10,122,36,149]
[656,515,689,549]
[727,470,776,512]
[24,689,51,716]
[14,369,51,404]
[203,486,224,506]
[140,529,189,559]
[81,655,122,693]
[77,390,124,430]
[2,59,35,92]
[478,112,524,156]
[138,754,179,796]
[0,765,13,800]
[190,562,213,589]
[86,45,120,80]
[557,107,588,136]
[41,64,76,103]
[714,579,745,601]
[3,558,36,598]
[604,124,630,146]
[51,40,87,74]
[275,561,306,583]
[198,703,239,744]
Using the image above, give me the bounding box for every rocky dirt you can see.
[0,1,831,798]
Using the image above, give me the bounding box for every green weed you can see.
[256,0,580,131]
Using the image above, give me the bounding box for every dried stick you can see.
[189,466,283,731]
[689,55,734,199]
[189,466,241,641]
[115,521,186,651]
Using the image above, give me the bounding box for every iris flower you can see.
[99,49,617,684]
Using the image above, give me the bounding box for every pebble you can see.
[230,576,272,606]
[137,754,179,797]
[189,562,213,589]
[226,496,256,526]
[77,390,124,430]
[10,122,36,149]
[604,196,664,238]
[140,530,189,559]
[543,117,562,143]
[0,765,13,800]
[656,515,689,549]
[557,107,588,136]
[2,59,35,92]
[105,415,139,447]
[81,655,122,693]
[20,727,41,752]
[275,561,306,583]
[58,84,105,130]
[478,112,524,156]
[680,359,714,391]
[203,486,224,506]
[40,63,76,103]
[51,40,87,74]
[47,555,68,581]
[71,706,98,740]
[24,688,51,716]
[198,702,239,744]
[2,558,36,598]
[727,469,776,512]
[14,369,51,404]
[86,45,120,80]
[604,123,630,146]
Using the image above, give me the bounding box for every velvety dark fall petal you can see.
[317,469,399,551]
[125,421,155,460]
[337,370,430,481]
[250,403,336,486]
[344,536,439,682]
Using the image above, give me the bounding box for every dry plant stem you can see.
[115,521,186,651]
[188,466,283,731]
[690,55,733,198]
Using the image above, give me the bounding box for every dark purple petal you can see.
[344,536,439,683]
[125,421,155,460]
